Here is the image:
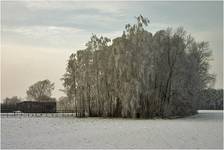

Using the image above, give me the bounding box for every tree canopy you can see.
[26,79,55,102]
[62,15,214,118]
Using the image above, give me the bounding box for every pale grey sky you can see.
[1,1,223,100]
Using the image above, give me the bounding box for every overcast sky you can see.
[1,1,223,100]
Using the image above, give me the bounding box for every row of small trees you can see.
[62,15,214,118]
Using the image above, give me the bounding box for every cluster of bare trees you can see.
[62,15,214,118]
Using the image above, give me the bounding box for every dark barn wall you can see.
[17,101,56,113]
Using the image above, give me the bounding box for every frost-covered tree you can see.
[62,15,214,118]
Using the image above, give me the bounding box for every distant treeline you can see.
[1,96,20,113]
[1,96,56,113]
[62,15,214,118]
[1,89,222,113]
[198,89,223,110]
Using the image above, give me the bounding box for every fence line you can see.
[0,112,81,118]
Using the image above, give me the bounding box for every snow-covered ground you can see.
[1,110,223,149]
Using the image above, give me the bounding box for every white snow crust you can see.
[1,110,223,149]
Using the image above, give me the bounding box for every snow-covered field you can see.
[1,110,223,149]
